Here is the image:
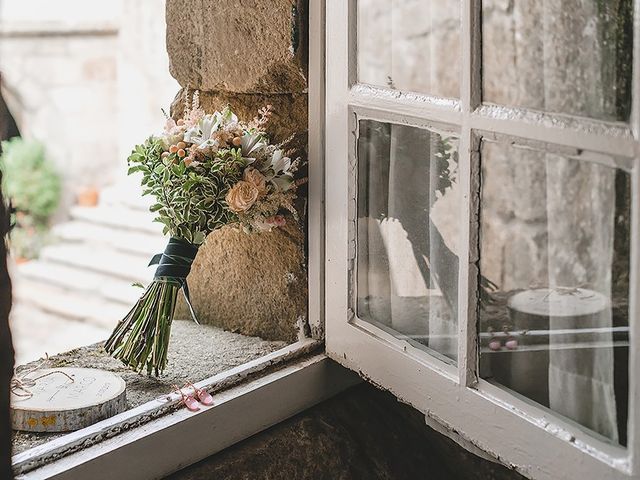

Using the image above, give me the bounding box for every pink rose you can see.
[243,167,268,197]
[226,181,259,213]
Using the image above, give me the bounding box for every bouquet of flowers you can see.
[105,92,300,375]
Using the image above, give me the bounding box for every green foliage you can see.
[8,220,51,260]
[0,137,61,223]
[0,138,61,259]
[433,136,458,198]
[127,136,246,244]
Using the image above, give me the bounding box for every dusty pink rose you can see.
[243,167,267,196]
[226,181,259,213]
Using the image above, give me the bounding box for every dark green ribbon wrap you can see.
[149,237,200,324]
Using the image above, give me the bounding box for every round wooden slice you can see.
[11,367,126,432]
[508,287,608,323]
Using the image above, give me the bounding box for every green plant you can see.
[0,137,61,259]
[1,138,61,223]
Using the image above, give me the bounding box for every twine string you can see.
[10,354,75,399]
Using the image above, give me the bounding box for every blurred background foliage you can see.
[0,138,61,260]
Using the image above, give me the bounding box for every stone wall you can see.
[0,0,178,216]
[0,4,119,215]
[167,0,308,342]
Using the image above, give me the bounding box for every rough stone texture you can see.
[166,0,307,93]
[357,0,460,99]
[176,221,306,343]
[170,383,524,480]
[12,319,285,454]
[166,0,310,341]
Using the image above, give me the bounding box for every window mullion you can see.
[627,0,640,139]
[457,0,481,386]
[308,0,326,339]
[461,0,481,113]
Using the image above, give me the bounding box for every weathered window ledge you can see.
[12,319,287,454]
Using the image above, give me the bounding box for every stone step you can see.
[70,206,162,235]
[52,221,166,257]
[13,278,129,329]
[10,303,111,365]
[18,261,144,306]
[39,244,154,283]
[101,281,147,305]
[100,182,154,212]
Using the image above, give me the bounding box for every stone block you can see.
[480,217,549,292]
[165,0,309,343]
[176,221,307,343]
[166,0,307,93]
[481,141,548,223]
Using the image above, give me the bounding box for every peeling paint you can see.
[13,341,322,475]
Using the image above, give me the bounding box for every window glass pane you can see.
[357,0,461,98]
[356,119,460,362]
[479,140,631,446]
[482,0,633,121]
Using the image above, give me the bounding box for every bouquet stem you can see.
[105,237,199,376]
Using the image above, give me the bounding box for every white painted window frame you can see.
[324,1,640,479]
[11,1,342,478]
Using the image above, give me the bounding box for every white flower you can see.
[184,113,223,149]
[240,131,267,159]
[219,107,238,126]
[159,118,186,149]
[270,149,291,174]
[272,174,294,191]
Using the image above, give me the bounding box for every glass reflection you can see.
[356,119,460,362]
[357,0,460,98]
[482,0,633,121]
[479,140,630,446]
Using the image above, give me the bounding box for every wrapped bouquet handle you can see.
[149,237,199,324]
[105,237,200,375]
